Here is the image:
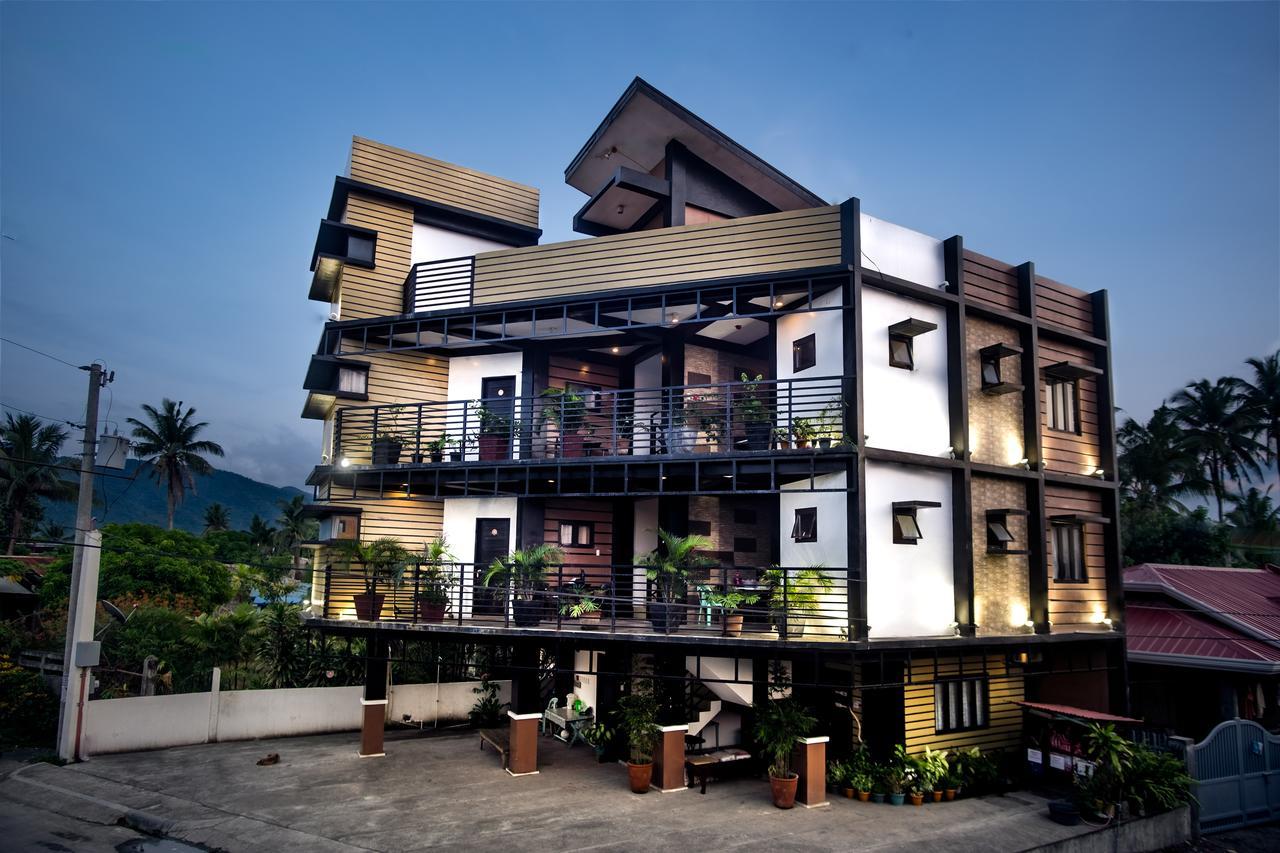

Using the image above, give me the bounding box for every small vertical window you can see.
[979,343,1023,395]
[558,521,594,548]
[338,367,367,395]
[987,516,1014,552]
[1053,523,1085,581]
[893,508,922,544]
[791,507,817,542]
[346,233,375,264]
[935,677,988,733]
[1048,379,1079,433]
[792,334,816,372]
[889,333,914,370]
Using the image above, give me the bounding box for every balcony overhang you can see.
[572,166,670,236]
[301,355,369,420]
[309,220,378,303]
[302,391,336,421]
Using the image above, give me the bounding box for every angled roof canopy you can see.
[565,77,825,213]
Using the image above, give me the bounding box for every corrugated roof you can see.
[1126,602,1280,670]
[1124,563,1280,642]
[1016,701,1144,725]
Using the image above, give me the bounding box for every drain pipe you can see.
[434,656,442,729]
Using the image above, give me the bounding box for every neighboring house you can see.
[295,78,1126,769]
[1125,563,1280,740]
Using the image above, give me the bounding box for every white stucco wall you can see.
[780,471,848,635]
[776,288,844,437]
[861,288,951,457]
[443,496,518,617]
[865,460,955,639]
[632,498,658,609]
[571,650,599,713]
[388,679,511,725]
[412,222,509,267]
[446,352,524,460]
[860,213,945,288]
[632,353,663,455]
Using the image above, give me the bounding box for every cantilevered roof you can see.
[565,78,825,213]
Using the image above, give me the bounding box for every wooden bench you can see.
[479,728,509,769]
[685,748,754,794]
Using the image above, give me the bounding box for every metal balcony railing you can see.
[330,375,848,467]
[403,256,476,313]
[315,561,850,641]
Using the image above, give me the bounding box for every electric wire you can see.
[0,336,84,370]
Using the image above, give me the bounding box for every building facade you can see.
[298,79,1125,769]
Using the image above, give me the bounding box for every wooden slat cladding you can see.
[1044,485,1108,630]
[903,654,1024,754]
[335,344,449,410]
[1035,274,1094,335]
[962,250,1021,314]
[471,206,841,305]
[339,192,413,319]
[349,137,539,229]
[543,498,614,584]
[1038,339,1101,475]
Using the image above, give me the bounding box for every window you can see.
[337,367,367,395]
[987,517,1014,552]
[689,520,712,537]
[1048,379,1079,433]
[935,677,988,733]
[791,507,817,542]
[558,521,594,548]
[979,342,1023,395]
[981,358,1001,386]
[889,333,914,370]
[792,334,816,372]
[1053,523,1085,581]
[733,537,757,554]
[346,233,375,264]
[893,508,922,544]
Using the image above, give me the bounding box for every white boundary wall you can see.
[82,675,510,756]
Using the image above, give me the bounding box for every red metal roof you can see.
[1126,602,1280,670]
[1015,701,1144,725]
[1124,563,1280,643]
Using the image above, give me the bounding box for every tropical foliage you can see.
[0,413,74,554]
[127,399,225,530]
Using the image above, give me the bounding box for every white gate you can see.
[1181,718,1280,833]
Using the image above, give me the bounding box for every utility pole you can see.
[57,362,111,761]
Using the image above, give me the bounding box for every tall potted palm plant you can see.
[540,387,588,458]
[483,543,563,627]
[753,663,816,808]
[416,535,456,623]
[339,537,410,621]
[638,529,716,633]
[613,679,659,793]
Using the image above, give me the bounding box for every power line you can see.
[0,337,84,371]
[0,401,85,430]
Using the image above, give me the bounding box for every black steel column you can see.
[1018,262,1050,633]
[841,198,869,641]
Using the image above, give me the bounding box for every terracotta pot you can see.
[561,433,585,458]
[627,761,652,794]
[723,613,744,637]
[416,599,446,623]
[477,433,509,461]
[770,773,799,809]
[578,611,601,630]
[909,793,924,806]
[931,790,943,803]
[352,592,384,621]
[841,787,855,799]
[944,789,956,801]
[857,790,871,802]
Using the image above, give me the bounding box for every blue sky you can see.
[2,2,1276,490]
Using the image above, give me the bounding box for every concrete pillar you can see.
[793,736,830,808]
[653,724,689,792]
[507,711,541,777]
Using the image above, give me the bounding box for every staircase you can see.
[686,674,722,737]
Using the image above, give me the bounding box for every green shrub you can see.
[0,656,58,749]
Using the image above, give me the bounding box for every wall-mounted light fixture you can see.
[339,457,352,468]
[1091,467,1106,479]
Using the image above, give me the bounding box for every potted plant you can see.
[813,401,846,450]
[828,760,854,799]
[415,536,455,623]
[791,417,816,449]
[884,745,909,805]
[752,664,817,809]
[638,530,716,633]
[559,581,603,629]
[733,373,773,451]
[424,435,455,464]
[339,537,410,621]
[1078,723,1133,819]
[923,748,949,802]
[848,748,875,801]
[870,762,887,804]
[762,565,834,638]
[704,587,760,637]
[581,721,613,762]
[483,543,563,627]
[472,400,512,461]
[540,387,588,458]
[371,430,405,465]
[614,680,659,793]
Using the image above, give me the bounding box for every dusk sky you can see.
[2,2,1276,491]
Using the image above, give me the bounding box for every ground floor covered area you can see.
[2,730,1109,852]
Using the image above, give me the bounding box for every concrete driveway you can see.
[1,729,1099,852]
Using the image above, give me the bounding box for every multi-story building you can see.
[298,78,1125,780]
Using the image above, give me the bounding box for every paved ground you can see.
[0,730,1147,852]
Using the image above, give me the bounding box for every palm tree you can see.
[1170,378,1266,521]
[203,502,231,534]
[1241,351,1280,470]
[274,495,315,571]
[126,399,224,530]
[0,414,74,554]
[1117,406,1202,511]
[1227,487,1280,533]
[248,514,276,554]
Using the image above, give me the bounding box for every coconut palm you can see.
[0,414,74,554]
[1170,378,1266,521]
[203,502,231,534]
[126,399,224,530]
[1227,487,1280,534]
[248,514,276,554]
[1241,351,1280,470]
[1117,406,1201,511]
[274,495,316,570]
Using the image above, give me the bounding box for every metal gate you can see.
[1181,718,1280,833]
